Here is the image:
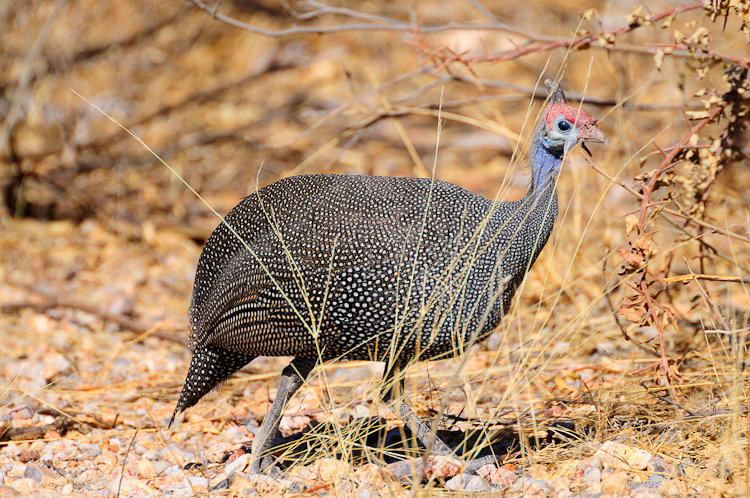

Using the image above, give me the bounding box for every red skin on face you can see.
[544,104,598,131]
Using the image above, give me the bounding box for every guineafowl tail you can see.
[170,346,255,427]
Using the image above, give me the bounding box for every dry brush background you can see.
[1,0,750,497]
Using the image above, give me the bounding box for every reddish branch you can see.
[651,42,750,69]
[425,2,705,66]
[639,280,680,401]
[624,102,729,406]
[636,102,727,231]
[186,0,708,68]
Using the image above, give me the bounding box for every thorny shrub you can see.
[616,1,750,393]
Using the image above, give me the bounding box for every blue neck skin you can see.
[529,139,564,197]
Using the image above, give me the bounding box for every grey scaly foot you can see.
[248,357,316,476]
[394,400,498,474]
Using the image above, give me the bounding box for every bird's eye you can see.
[557,120,572,132]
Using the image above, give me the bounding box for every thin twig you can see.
[639,381,696,416]
[637,103,727,232]
[665,273,750,284]
[640,280,680,404]
[704,327,750,335]
[602,250,661,358]
[185,0,705,58]
[586,160,750,245]
[684,259,731,333]
[116,428,139,498]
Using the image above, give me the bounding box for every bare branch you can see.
[665,274,750,284]
[464,0,499,23]
[1,300,183,344]
[184,0,705,55]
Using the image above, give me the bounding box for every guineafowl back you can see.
[188,174,556,364]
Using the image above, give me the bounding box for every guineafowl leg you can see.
[382,364,497,474]
[249,357,317,475]
[382,362,453,456]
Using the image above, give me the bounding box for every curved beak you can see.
[579,125,608,156]
[582,125,608,145]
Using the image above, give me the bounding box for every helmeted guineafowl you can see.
[172,79,607,474]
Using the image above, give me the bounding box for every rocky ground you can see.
[2,0,749,497]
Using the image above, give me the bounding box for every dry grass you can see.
[1,0,749,497]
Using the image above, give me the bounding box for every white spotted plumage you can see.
[172,80,607,425]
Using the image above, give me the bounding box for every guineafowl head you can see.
[538,79,608,157]
[528,80,607,190]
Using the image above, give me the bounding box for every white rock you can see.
[583,466,601,483]
[143,449,160,461]
[594,441,652,470]
[85,444,102,457]
[159,465,179,478]
[108,477,149,495]
[444,474,489,492]
[136,459,158,479]
[152,460,172,475]
[184,476,209,488]
[225,454,251,475]
[1,445,20,457]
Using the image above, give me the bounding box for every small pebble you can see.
[152,460,172,475]
[594,441,652,471]
[162,444,194,463]
[583,466,601,484]
[357,487,374,498]
[286,480,307,494]
[225,454,251,475]
[11,408,33,421]
[476,464,516,485]
[645,473,666,485]
[85,445,102,458]
[424,456,463,480]
[22,463,57,484]
[27,442,45,453]
[136,460,157,479]
[647,456,680,476]
[10,478,37,495]
[661,478,688,496]
[18,451,39,463]
[315,458,352,482]
[336,479,356,493]
[164,465,182,477]
[444,473,488,492]
[1,446,19,458]
[142,449,160,461]
[511,477,548,495]
[353,463,387,488]
[600,470,631,495]
[204,443,227,463]
[184,476,208,488]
